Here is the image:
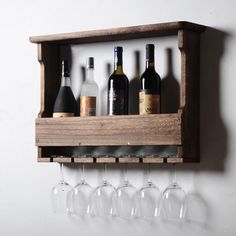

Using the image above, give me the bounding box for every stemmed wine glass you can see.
[138,164,161,220]
[71,164,93,217]
[90,164,116,217]
[51,163,73,214]
[115,165,138,219]
[159,164,186,221]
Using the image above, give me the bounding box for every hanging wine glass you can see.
[71,164,93,217]
[159,164,186,221]
[115,165,138,219]
[51,163,73,214]
[90,164,116,217]
[138,164,161,220]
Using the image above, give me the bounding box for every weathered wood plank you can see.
[36,113,182,146]
[96,158,116,163]
[118,157,140,163]
[30,21,206,44]
[74,157,94,163]
[143,158,164,163]
[178,30,200,162]
[38,43,60,118]
[166,157,183,163]
[38,157,51,162]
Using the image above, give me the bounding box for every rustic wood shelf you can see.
[30,21,206,164]
[36,113,182,146]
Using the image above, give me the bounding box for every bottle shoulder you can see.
[80,81,99,96]
[109,72,129,81]
[140,68,161,80]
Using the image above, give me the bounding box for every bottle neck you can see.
[146,44,155,70]
[86,67,94,82]
[114,51,123,74]
[146,60,155,70]
[61,75,71,87]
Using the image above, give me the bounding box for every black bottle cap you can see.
[114,46,123,53]
[146,44,155,61]
[86,57,94,69]
[62,60,70,77]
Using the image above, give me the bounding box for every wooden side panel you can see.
[36,113,182,146]
[178,30,200,162]
[37,43,60,118]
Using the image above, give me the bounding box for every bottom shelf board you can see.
[37,156,184,164]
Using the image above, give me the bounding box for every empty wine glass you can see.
[71,164,93,217]
[115,165,138,219]
[159,164,186,221]
[90,164,116,217]
[138,164,161,220]
[51,163,73,214]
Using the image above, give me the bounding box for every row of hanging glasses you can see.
[51,163,186,221]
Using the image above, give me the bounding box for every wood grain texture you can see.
[38,43,60,118]
[36,113,182,147]
[96,158,116,163]
[30,21,206,44]
[37,156,184,163]
[118,157,140,163]
[178,30,200,162]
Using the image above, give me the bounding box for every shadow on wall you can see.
[198,27,229,172]
[161,48,180,114]
[173,27,229,172]
[153,27,229,172]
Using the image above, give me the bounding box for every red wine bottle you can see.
[139,44,161,114]
[107,46,129,115]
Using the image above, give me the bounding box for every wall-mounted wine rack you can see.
[30,21,206,164]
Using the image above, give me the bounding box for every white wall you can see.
[0,0,235,235]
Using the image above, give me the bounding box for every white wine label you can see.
[80,96,96,116]
[53,112,74,118]
[139,90,160,115]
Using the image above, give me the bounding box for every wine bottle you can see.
[139,44,161,114]
[53,60,77,117]
[80,57,98,116]
[107,46,129,115]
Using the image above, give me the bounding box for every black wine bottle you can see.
[53,60,77,117]
[139,44,161,114]
[107,46,129,115]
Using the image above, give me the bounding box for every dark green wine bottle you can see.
[107,46,129,115]
[139,44,161,114]
[53,60,77,117]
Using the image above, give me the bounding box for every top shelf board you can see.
[29,21,206,44]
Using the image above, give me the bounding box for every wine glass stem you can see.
[103,164,107,182]
[60,163,64,182]
[81,164,85,181]
[124,164,128,182]
[147,164,151,183]
[173,164,177,183]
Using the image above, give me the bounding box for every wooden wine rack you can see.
[30,21,206,164]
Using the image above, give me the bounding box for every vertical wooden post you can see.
[37,43,60,118]
[37,43,60,160]
[178,30,200,162]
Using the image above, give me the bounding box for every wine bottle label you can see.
[108,89,125,115]
[53,112,74,118]
[139,90,160,114]
[80,96,96,116]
